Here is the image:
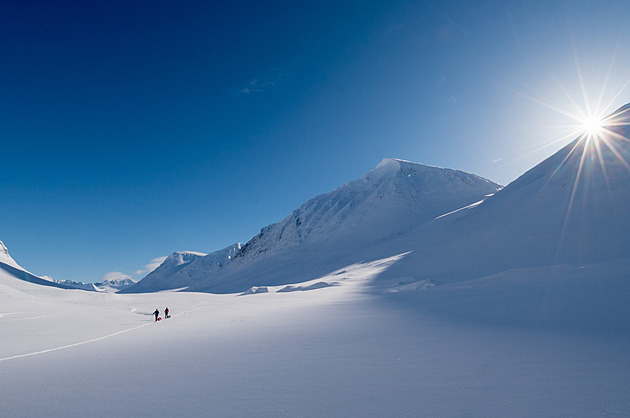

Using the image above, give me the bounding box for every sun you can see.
[581,114,605,136]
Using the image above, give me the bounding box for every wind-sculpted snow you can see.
[239,286,269,295]
[278,281,337,292]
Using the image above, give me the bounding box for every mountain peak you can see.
[0,241,11,258]
[166,251,208,265]
[121,243,241,293]
[375,157,412,169]
[369,158,428,177]
[0,240,21,270]
[0,240,8,256]
[612,102,630,114]
[188,159,501,293]
[173,251,207,256]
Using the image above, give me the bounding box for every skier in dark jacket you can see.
[164,307,170,319]
[153,308,159,322]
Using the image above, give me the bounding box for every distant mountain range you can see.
[4,103,630,295]
[128,103,630,294]
[119,247,240,293]
[51,277,137,292]
[124,157,501,293]
[0,241,135,292]
[0,240,74,290]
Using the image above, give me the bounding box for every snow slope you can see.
[0,242,134,292]
[120,250,207,293]
[122,245,242,293]
[373,103,630,287]
[1,252,629,417]
[0,241,73,290]
[185,159,500,293]
[233,158,500,253]
[0,240,21,269]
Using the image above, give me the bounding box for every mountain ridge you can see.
[184,158,501,293]
[371,102,630,286]
[121,244,242,293]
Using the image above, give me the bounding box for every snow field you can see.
[2,256,630,417]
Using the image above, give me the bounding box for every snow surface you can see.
[1,254,629,417]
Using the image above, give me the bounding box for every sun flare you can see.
[581,114,605,137]
[511,57,630,251]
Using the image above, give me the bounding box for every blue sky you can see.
[2,0,630,283]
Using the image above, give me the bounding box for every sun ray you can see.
[509,87,589,124]
[546,139,583,184]
[598,130,630,170]
[601,78,630,115]
[594,41,620,116]
[572,43,593,120]
[591,135,609,182]
[559,134,591,253]
[507,39,630,267]
[517,128,582,157]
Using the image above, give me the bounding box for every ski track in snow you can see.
[0,305,199,363]
[0,315,46,323]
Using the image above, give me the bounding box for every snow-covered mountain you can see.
[185,104,630,294]
[121,245,241,293]
[95,277,137,292]
[2,109,628,418]
[0,240,23,270]
[181,159,501,293]
[0,240,74,290]
[120,251,206,293]
[7,105,629,296]
[51,277,137,292]
[0,240,136,292]
[235,158,500,258]
[49,279,97,291]
[374,103,630,286]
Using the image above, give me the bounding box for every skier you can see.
[164,307,170,319]
[153,308,159,322]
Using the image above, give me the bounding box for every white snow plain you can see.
[1,253,629,417]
